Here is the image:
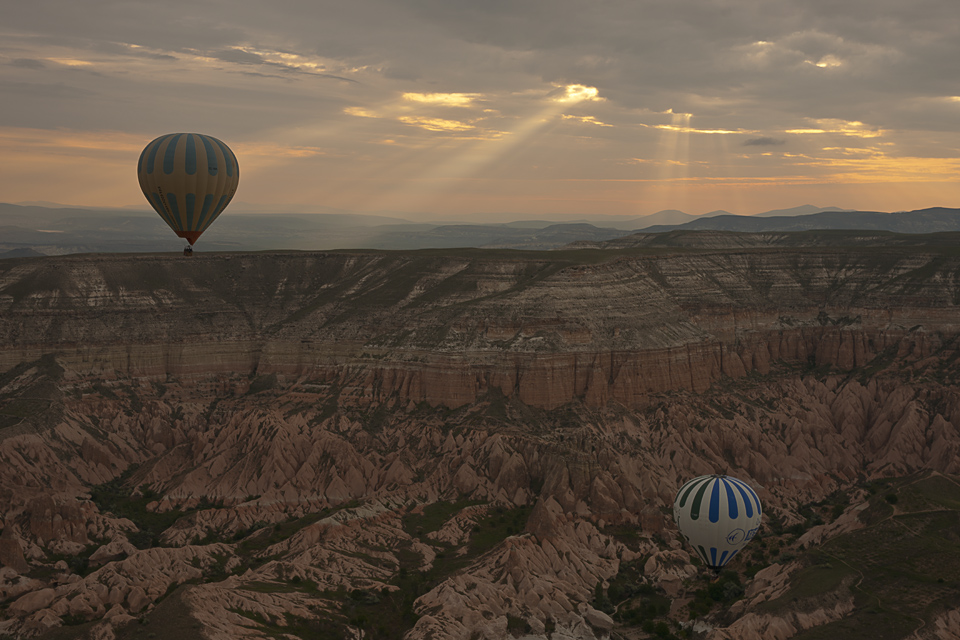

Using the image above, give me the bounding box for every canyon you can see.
[1,232,960,639]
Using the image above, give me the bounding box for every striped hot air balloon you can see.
[137,133,239,246]
[673,474,762,572]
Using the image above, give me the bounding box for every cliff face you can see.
[2,243,960,640]
[1,248,956,407]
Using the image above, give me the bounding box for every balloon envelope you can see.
[673,474,762,571]
[137,133,239,245]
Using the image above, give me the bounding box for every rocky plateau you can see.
[1,233,959,640]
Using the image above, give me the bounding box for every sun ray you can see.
[651,111,692,211]
[359,84,602,215]
[710,132,746,215]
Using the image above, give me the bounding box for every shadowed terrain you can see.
[2,231,960,639]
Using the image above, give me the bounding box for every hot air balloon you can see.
[137,133,239,248]
[673,474,762,572]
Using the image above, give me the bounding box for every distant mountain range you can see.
[0,202,956,256]
[639,207,960,234]
[0,203,638,254]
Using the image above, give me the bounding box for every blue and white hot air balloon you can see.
[673,474,762,572]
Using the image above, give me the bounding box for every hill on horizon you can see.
[637,207,960,235]
[1,202,957,256]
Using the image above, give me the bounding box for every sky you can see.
[2,0,959,220]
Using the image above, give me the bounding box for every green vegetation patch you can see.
[240,579,320,595]
[230,503,359,570]
[606,558,649,607]
[685,571,745,620]
[602,524,644,552]
[464,504,534,561]
[89,469,195,550]
[401,499,483,539]
[324,502,533,640]
[898,474,960,512]
[789,606,920,640]
[113,585,207,640]
[506,613,532,636]
[226,608,352,640]
[0,397,51,419]
[247,373,279,395]
[760,559,854,611]
[757,472,960,638]
[614,585,671,626]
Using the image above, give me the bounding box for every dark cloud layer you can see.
[5,0,959,130]
[9,58,45,69]
[744,137,786,146]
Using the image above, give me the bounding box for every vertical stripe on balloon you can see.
[708,478,722,523]
[741,478,760,515]
[163,134,183,175]
[731,481,755,518]
[743,482,762,516]
[690,479,711,521]
[185,135,197,176]
[196,194,215,231]
[137,143,148,174]
[678,477,702,508]
[150,194,173,228]
[200,136,218,176]
[724,478,739,519]
[167,193,180,227]
[210,195,230,224]
[212,137,235,177]
[145,137,163,174]
[185,193,196,229]
[200,196,222,231]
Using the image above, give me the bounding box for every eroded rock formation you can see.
[1,241,960,639]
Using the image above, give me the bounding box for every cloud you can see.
[193,46,360,82]
[562,114,612,127]
[550,84,602,103]
[344,106,379,118]
[786,119,884,138]
[403,92,480,107]
[91,42,177,61]
[744,137,786,146]
[381,66,420,81]
[207,48,266,65]
[45,57,93,67]
[397,116,475,133]
[9,58,46,69]
[651,124,744,135]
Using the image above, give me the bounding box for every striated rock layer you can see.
[2,248,958,409]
